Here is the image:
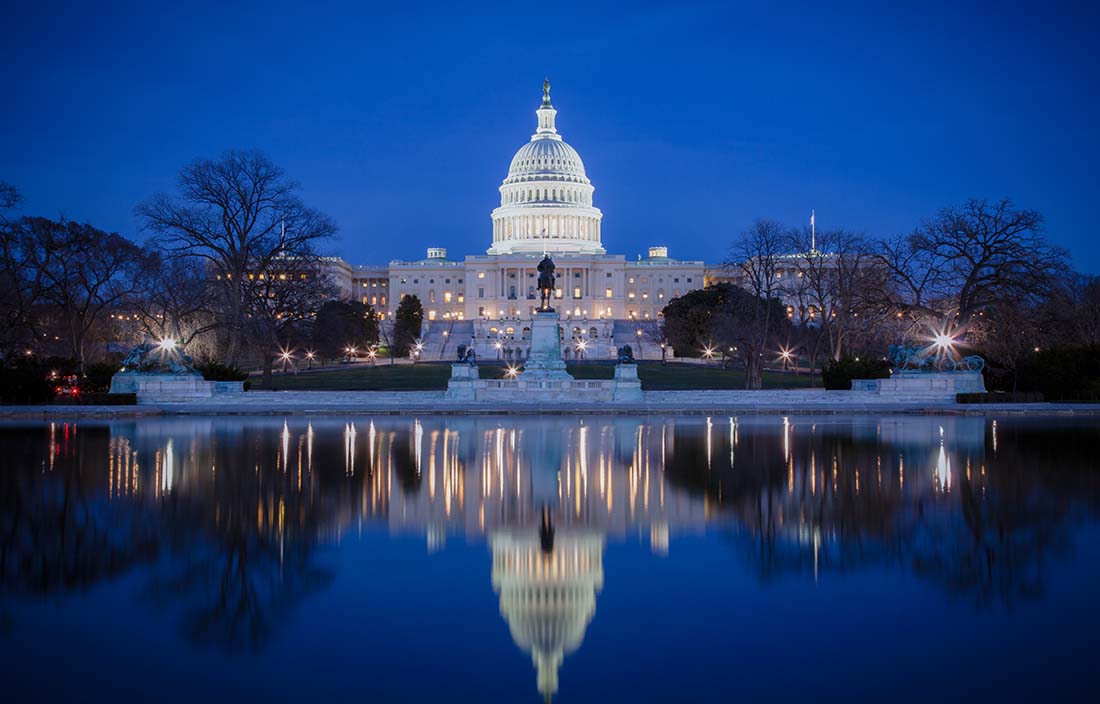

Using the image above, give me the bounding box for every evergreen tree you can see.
[392,295,423,357]
[312,300,379,360]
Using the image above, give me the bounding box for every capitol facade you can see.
[321,82,719,360]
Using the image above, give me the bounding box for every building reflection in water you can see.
[2,414,1098,699]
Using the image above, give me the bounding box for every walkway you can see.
[2,390,1098,418]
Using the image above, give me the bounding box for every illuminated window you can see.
[628,276,635,284]
[628,292,636,300]
[573,287,582,299]
[457,294,464,303]
[444,291,452,303]
[555,288,563,299]
[428,310,437,320]
[605,288,613,298]
[478,272,485,279]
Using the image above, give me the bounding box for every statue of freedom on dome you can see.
[537,254,556,312]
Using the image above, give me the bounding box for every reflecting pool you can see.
[1,415,1098,702]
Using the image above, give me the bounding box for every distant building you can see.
[321,82,720,360]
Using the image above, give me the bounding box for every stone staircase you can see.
[421,320,475,360]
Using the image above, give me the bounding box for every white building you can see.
[324,82,719,360]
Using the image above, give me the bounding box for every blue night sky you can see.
[3,1,1098,271]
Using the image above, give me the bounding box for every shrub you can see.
[0,359,54,404]
[84,361,121,392]
[195,362,249,381]
[822,356,891,390]
[1015,346,1100,401]
[195,362,251,391]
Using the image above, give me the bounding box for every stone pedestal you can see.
[853,371,986,402]
[109,372,216,403]
[611,363,643,402]
[519,311,573,381]
[445,363,478,401]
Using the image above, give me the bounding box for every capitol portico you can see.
[323,81,716,360]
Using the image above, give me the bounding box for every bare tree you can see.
[136,255,221,347]
[245,255,336,385]
[726,219,785,388]
[876,199,1068,334]
[136,151,336,365]
[786,227,890,362]
[11,217,154,366]
[0,182,37,354]
[0,181,20,211]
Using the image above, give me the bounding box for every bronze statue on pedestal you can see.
[537,254,556,312]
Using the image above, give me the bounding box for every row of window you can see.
[399,277,464,285]
[503,186,588,205]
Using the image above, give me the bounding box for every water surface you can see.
[1,415,1098,702]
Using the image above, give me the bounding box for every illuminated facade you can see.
[322,82,717,360]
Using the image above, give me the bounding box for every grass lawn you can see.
[252,361,817,391]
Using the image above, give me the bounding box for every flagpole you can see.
[811,209,816,253]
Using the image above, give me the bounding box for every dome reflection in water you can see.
[1,415,1098,702]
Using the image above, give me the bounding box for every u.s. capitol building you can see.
[324,82,719,360]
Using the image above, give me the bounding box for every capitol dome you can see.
[505,138,589,184]
[488,81,605,256]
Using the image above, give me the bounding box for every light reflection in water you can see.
[2,414,1098,701]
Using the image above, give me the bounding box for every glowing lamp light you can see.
[157,338,177,351]
[505,365,519,378]
[932,332,956,351]
[305,351,316,360]
[702,346,716,360]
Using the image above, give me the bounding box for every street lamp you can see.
[779,346,793,371]
[278,348,294,373]
[505,364,519,378]
[305,350,315,370]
